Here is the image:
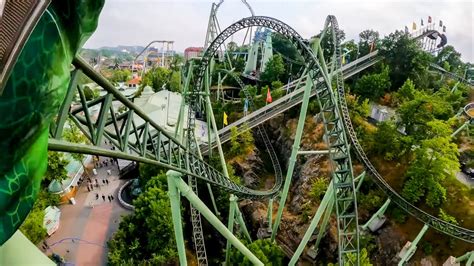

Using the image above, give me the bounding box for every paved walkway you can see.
[456,171,474,187]
[43,151,131,265]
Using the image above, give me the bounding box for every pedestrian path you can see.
[43,142,132,265]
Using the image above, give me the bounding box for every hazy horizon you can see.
[84,0,474,62]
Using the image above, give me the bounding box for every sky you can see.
[84,0,474,62]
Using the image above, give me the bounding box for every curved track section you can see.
[215,68,283,196]
[336,64,474,243]
[190,15,360,259]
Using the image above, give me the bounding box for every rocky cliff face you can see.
[234,113,405,264]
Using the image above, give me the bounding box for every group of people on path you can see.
[95,194,115,202]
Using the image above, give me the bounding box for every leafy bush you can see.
[229,239,284,266]
[309,177,329,202]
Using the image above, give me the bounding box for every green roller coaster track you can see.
[0,2,473,266]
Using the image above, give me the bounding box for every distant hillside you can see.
[98,45,145,54]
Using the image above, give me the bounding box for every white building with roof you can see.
[132,89,209,144]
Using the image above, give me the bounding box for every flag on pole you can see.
[223,112,228,126]
[428,16,432,23]
[421,18,424,26]
[412,22,417,30]
[244,98,249,113]
[266,87,272,103]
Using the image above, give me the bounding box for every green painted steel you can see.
[398,224,429,265]
[225,195,237,264]
[361,199,391,231]
[234,202,252,241]
[456,251,474,265]
[171,175,264,266]
[289,182,334,265]
[267,198,273,232]
[272,79,314,241]
[0,0,104,245]
[167,170,187,266]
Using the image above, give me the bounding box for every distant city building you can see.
[126,76,141,88]
[184,47,203,60]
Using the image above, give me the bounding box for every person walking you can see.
[111,195,114,201]
[102,195,105,201]
[96,193,99,200]
[87,186,90,192]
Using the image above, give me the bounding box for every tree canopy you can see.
[260,54,285,85]
[108,173,177,265]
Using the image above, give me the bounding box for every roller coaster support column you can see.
[312,171,365,256]
[355,171,366,191]
[271,78,314,241]
[205,67,230,178]
[166,170,187,266]
[267,198,273,232]
[224,195,251,263]
[451,120,470,137]
[170,175,264,266]
[361,199,391,232]
[175,61,192,141]
[289,181,334,265]
[234,201,252,241]
[225,195,237,265]
[397,224,429,265]
[456,251,474,265]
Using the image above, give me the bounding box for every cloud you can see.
[84,0,473,62]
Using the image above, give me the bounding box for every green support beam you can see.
[289,181,334,265]
[170,174,264,266]
[267,198,273,232]
[361,199,391,231]
[455,251,474,265]
[53,69,81,139]
[271,78,313,241]
[166,171,187,266]
[398,224,429,265]
[234,203,252,242]
[451,121,470,137]
[225,195,237,264]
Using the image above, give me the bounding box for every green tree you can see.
[20,190,60,244]
[229,239,284,266]
[436,45,463,73]
[354,65,391,100]
[345,248,373,266]
[109,69,131,83]
[397,92,453,138]
[316,27,346,59]
[358,29,380,55]
[63,120,90,175]
[438,208,459,225]
[169,54,184,72]
[379,31,432,89]
[229,124,254,156]
[260,54,285,85]
[169,71,181,92]
[83,85,99,101]
[402,137,459,208]
[372,121,408,160]
[342,39,359,63]
[310,177,329,202]
[142,67,171,92]
[108,174,177,265]
[43,152,69,185]
[396,78,416,103]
